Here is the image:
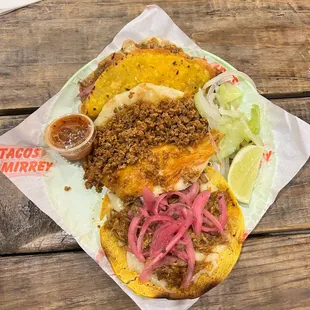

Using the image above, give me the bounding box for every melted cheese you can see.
[174,178,189,191]
[107,191,124,212]
[95,83,184,126]
[193,245,228,282]
[108,131,222,199]
[195,252,206,262]
[126,251,175,293]
[200,181,218,193]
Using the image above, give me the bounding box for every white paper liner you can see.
[0,0,41,16]
[0,5,309,310]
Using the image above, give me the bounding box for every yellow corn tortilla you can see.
[81,46,215,118]
[99,166,244,299]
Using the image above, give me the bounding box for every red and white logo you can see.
[0,145,53,176]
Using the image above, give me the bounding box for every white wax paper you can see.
[1,5,309,310]
[0,0,41,16]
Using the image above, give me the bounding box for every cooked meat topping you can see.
[182,169,202,183]
[134,38,183,53]
[206,191,230,218]
[190,229,222,253]
[142,232,153,251]
[105,201,140,244]
[106,207,131,244]
[155,260,209,288]
[83,97,209,192]
[106,194,227,253]
[206,192,221,218]
[155,261,187,287]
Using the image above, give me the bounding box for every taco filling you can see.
[106,182,229,288]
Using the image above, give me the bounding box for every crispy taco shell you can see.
[99,166,244,299]
[80,37,216,118]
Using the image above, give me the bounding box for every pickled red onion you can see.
[155,256,178,269]
[218,193,228,227]
[201,226,219,233]
[181,232,195,288]
[128,215,143,261]
[192,191,211,235]
[153,191,192,214]
[203,210,224,237]
[139,210,193,282]
[136,215,173,262]
[182,182,200,202]
[127,184,229,288]
[171,248,189,261]
[139,207,149,218]
[149,222,183,259]
[165,203,188,218]
[142,187,155,213]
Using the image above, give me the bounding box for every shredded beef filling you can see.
[105,199,141,244]
[83,97,209,192]
[106,207,131,244]
[154,260,207,288]
[190,230,222,253]
[155,262,187,287]
[106,192,228,251]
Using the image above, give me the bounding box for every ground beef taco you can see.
[82,83,223,198]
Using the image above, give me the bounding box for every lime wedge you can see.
[227,145,263,204]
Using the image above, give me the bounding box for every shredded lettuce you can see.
[218,117,245,158]
[216,82,243,109]
[248,104,260,135]
[194,83,263,161]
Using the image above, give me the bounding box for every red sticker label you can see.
[0,145,53,176]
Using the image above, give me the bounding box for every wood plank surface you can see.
[1,234,309,310]
[1,1,309,309]
[0,0,309,112]
[0,97,309,254]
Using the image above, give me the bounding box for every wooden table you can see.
[0,1,309,309]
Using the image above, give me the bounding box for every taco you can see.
[99,166,244,299]
[82,83,223,198]
[79,37,216,118]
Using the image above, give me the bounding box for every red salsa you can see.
[50,115,92,149]
[45,114,95,161]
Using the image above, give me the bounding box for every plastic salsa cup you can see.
[44,113,95,160]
